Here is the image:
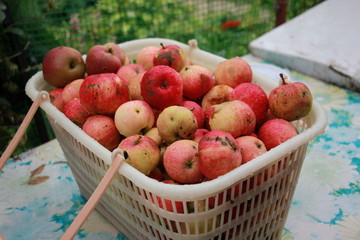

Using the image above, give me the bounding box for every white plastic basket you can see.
[25,38,327,240]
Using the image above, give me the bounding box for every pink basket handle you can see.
[61,149,126,240]
[0,91,49,170]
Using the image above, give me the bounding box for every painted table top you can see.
[1,56,359,240]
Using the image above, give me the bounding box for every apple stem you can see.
[160,43,165,49]
[279,73,290,86]
[135,135,142,144]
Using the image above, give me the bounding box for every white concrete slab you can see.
[249,0,360,92]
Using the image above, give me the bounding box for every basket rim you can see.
[25,38,328,200]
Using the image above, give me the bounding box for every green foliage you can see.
[1,0,324,156]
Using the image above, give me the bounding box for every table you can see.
[1,56,359,240]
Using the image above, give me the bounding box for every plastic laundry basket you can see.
[25,38,327,240]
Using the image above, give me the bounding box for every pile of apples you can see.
[43,41,313,199]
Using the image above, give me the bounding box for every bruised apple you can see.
[268,74,313,121]
[153,43,187,72]
[198,130,242,179]
[79,73,129,116]
[156,106,198,144]
[179,65,214,100]
[118,135,160,175]
[201,84,233,111]
[141,65,183,111]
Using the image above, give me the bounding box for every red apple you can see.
[85,42,126,75]
[257,118,299,150]
[163,140,204,184]
[118,134,160,175]
[114,100,155,137]
[153,43,187,72]
[180,100,205,128]
[141,65,183,111]
[213,57,252,88]
[136,46,160,70]
[179,65,214,100]
[198,130,242,179]
[208,100,256,138]
[64,98,92,127]
[236,135,267,164]
[268,74,313,121]
[156,106,198,144]
[229,82,268,126]
[42,46,85,87]
[116,63,146,85]
[82,115,121,151]
[201,84,233,111]
[192,128,209,143]
[62,79,84,105]
[49,88,65,112]
[79,73,129,116]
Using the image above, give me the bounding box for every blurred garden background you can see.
[0,0,323,156]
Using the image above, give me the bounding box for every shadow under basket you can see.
[25,38,328,240]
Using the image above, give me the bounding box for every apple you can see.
[156,106,198,144]
[229,82,268,126]
[208,100,256,138]
[116,63,146,85]
[114,100,155,137]
[82,115,121,151]
[49,88,65,112]
[64,98,92,127]
[136,46,160,70]
[128,71,145,100]
[144,127,162,145]
[179,65,214,100]
[153,43,187,72]
[192,128,209,143]
[180,100,205,128]
[213,57,252,88]
[85,42,126,75]
[198,130,242,179]
[62,79,84,105]
[42,46,85,87]
[268,74,313,121]
[163,140,204,184]
[236,135,267,164]
[79,73,129,116]
[118,134,160,175]
[257,118,299,150]
[148,167,165,181]
[141,65,183,111]
[201,84,233,111]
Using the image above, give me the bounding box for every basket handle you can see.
[0,91,49,170]
[61,149,126,240]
